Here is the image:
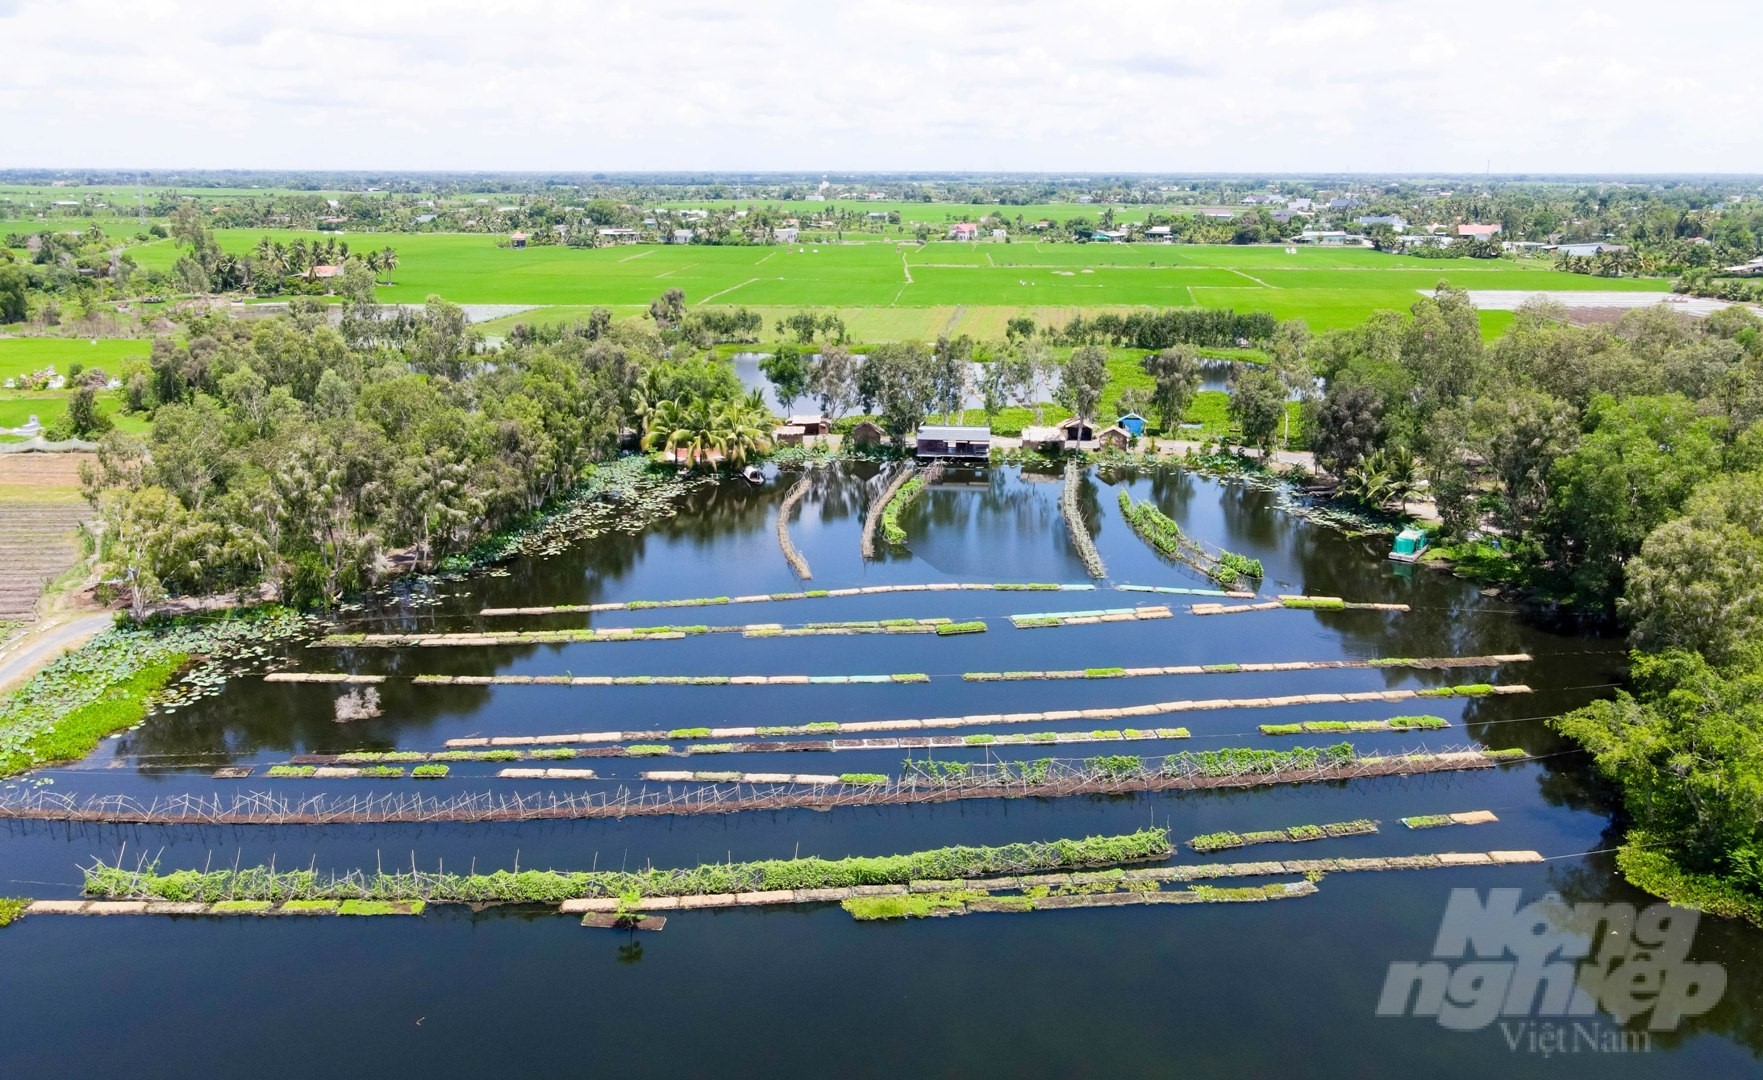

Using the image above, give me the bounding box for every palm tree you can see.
[379,247,399,279]
[641,398,772,469]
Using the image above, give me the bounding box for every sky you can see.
[2,0,1758,174]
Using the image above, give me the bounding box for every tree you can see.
[1555,650,1763,878]
[808,345,858,419]
[65,385,113,438]
[928,335,972,421]
[641,398,768,468]
[857,342,934,442]
[1625,471,1763,666]
[1309,380,1384,477]
[1227,365,1287,454]
[1140,346,1201,433]
[1057,345,1108,433]
[1115,386,1151,420]
[1544,394,1723,604]
[0,265,27,323]
[759,347,810,413]
[647,288,686,332]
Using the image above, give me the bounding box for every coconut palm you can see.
[642,398,772,469]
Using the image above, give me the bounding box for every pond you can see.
[2,462,1758,1079]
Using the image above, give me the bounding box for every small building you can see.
[1096,425,1131,451]
[597,228,642,243]
[1019,425,1064,451]
[1090,229,1129,242]
[949,222,979,240]
[1457,223,1502,239]
[671,229,695,244]
[787,414,830,437]
[309,264,344,279]
[772,425,805,446]
[1144,225,1172,239]
[991,228,1008,240]
[1552,242,1628,258]
[509,232,528,248]
[775,227,799,244]
[915,425,991,460]
[1389,526,1430,563]
[1115,412,1146,438]
[849,420,886,447]
[1057,417,1094,443]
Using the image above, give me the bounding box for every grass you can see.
[842,890,984,921]
[1281,596,1346,610]
[0,653,187,777]
[338,899,425,916]
[280,900,341,914]
[1084,667,1126,678]
[211,899,272,913]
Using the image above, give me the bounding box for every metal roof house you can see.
[914,425,991,461]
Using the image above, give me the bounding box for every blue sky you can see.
[3,0,1758,173]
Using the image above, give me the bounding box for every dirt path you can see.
[0,610,113,692]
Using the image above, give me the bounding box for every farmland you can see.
[127,230,1668,334]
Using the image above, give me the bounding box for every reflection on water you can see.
[5,462,1760,1079]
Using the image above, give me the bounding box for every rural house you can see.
[914,425,991,461]
[848,420,886,447]
[949,223,979,240]
[1456,223,1502,238]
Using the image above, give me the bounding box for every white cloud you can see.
[1,0,1758,172]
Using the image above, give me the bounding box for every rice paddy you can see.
[121,230,1668,333]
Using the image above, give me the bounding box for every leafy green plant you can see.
[804,722,840,733]
[842,889,982,920]
[625,744,671,756]
[266,765,316,778]
[0,897,30,927]
[1084,667,1125,678]
[1401,814,1453,829]
[669,727,712,739]
[339,899,425,916]
[935,621,986,636]
[358,765,404,778]
[412,764,449,779]
[839,773,888,785]
[964,734,996,746]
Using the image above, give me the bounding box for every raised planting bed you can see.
[935,621,986,636]
[1258,716,1449,735]
[1188,819,1379,852]
[1061,462,1106,578]
[1401,810,1499,829]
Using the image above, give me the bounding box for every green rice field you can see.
[125,231,1667,334]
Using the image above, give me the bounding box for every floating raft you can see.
[1403,810,1500,829]
[26,850,1546,921]
[1193,596,1411,616]
[1010,606,1172,628]
[540,850,1540,912]
[1117,584,1256,599]
[481,583,1100,616]
[0,749,1530,825]
[254,727,1198,772]
[447,683,1534,747]
[307,617,978,649]
[966,653,1529,682]
[21,899,425,917]
[399,672,933,687]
